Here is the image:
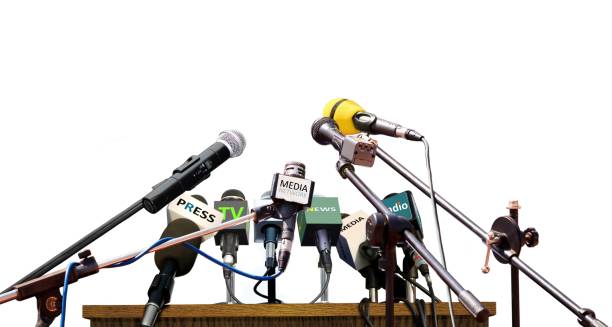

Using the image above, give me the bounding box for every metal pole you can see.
[376,146,607,327]
[339,162,488,324]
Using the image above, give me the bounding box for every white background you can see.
[1,1,610,326]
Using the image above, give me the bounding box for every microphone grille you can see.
[218,130,246,158]
[311,117,335,145]
[221,189,246,200]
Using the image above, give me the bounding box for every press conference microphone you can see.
[166,193,223,242]
[383,191,424,240]
[254,191,283,269]
[141,219,202,327]
[143,130,246,213]
[322,98,423,141]
[336,211,407,302]
[275,162,313,271]
[213,189,249,304]
[214,189,249,277]
[297,196,342,273]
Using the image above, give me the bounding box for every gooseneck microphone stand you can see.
[376,146,607,327]
[335,158,489,327]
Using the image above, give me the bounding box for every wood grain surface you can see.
[83,302,496,327]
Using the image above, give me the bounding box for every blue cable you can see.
[60,262,78,327]
[110,237,173,268]
[59,236,281,326]
[183,243,283,281]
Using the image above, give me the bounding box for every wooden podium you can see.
[83,302,495,326]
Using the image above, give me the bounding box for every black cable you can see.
[395,273,442,303]
[358,298,374,327]
[427,281,438,327]
[416,299,427,327]
[400,298,422,327]
[253,268,282,303]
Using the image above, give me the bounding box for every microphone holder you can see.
[376,146,607,327]
[335,159,489,327]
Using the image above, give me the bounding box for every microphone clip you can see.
[25,250,99,327]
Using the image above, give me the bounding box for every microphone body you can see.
[270,162,314,271]
[143,130,246,213]
[297,197,342,273]
[142,218,202,327]
[336,211,408,301]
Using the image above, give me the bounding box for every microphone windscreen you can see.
[323,98,365,135]
[154,218,202,277]
[311,117,335,145]
[221,189,246,200]
[191,194,207,205]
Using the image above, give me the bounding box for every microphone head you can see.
[323,98,365,135]
[221,189,246,201]
[218,130,246,158]
[311,117,337,145]
[154,218,202,277]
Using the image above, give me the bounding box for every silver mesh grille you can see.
[218,130,246,158]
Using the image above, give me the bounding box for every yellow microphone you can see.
[322,98,423,141]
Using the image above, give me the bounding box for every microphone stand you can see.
[3,140,239,294]
[335,159,489,327]
[376,146,607,327]
[1,200,143,294]
[0,212,257,326]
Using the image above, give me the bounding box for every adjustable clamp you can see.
[481,201,539,273]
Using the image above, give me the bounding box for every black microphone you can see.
[322,98,423,141]
[141,219,202,327]
[297,196,342,273]
[214,189,249,281]
[311,118,378,167]
[143,130,246,213]
[252,162,315,272]
[336,211,408,302]
[254,191,283,270]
